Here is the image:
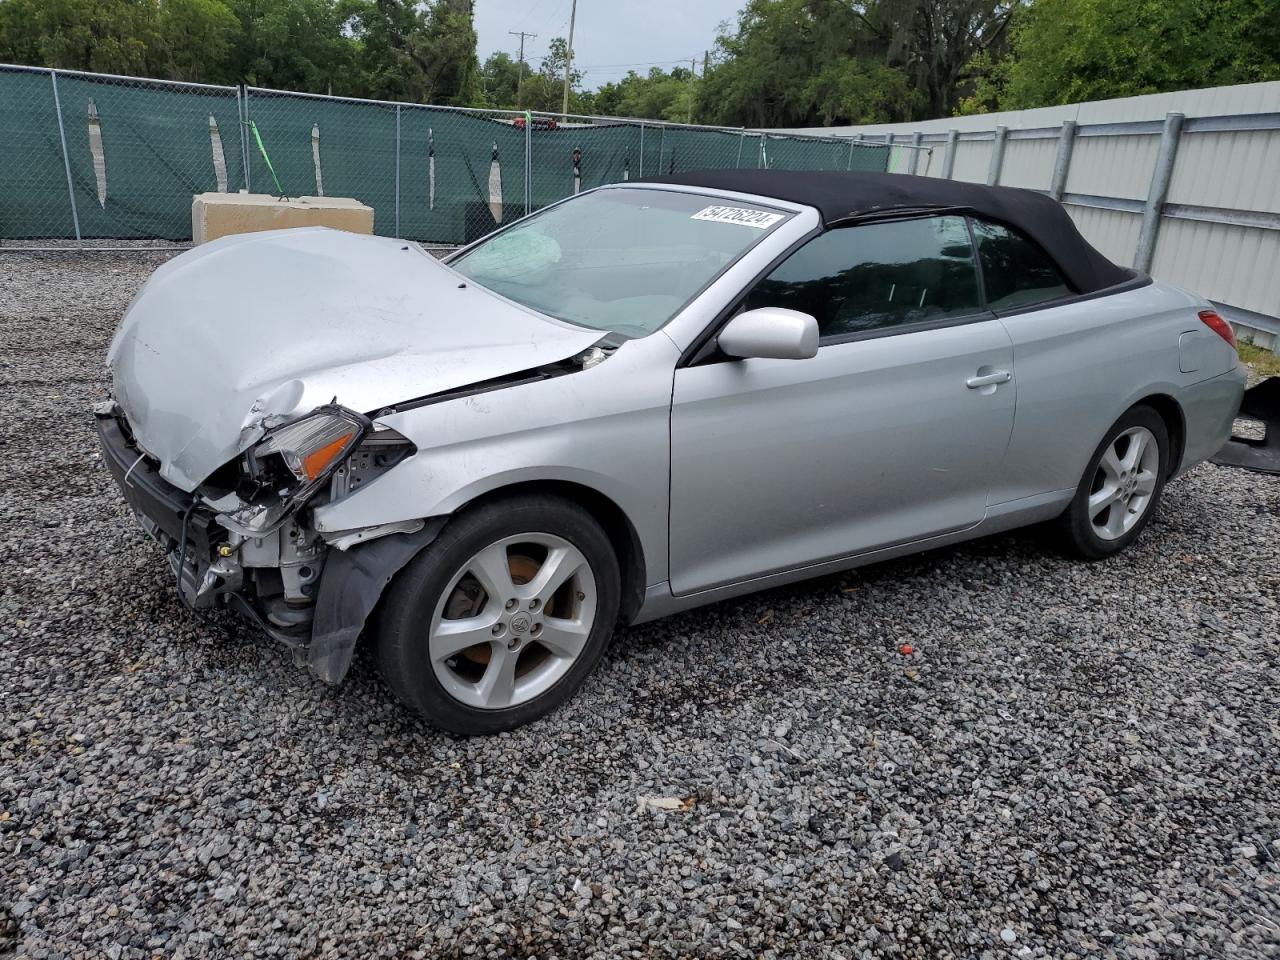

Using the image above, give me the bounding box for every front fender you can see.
[310,333,677,585]
[308,519,447,683]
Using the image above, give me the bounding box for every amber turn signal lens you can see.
[301,431,355,480]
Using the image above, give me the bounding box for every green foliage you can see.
[593,66,698,123]
[0,0,480,104]
[222,0,357,91]
[478,51,523,108]
[344,0,480,105]
[0,0,1275,124]
[695,0,1011,127]
[482,37,595,114]
[0,0,237,80]
[998,0,1280,108]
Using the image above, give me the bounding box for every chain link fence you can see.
[0,63,890,249]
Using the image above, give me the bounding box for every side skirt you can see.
[632,490,1071,624]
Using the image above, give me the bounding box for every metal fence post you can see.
[48,70,82,243]
[1134,112,1185,273]
[234,86,249,191]
[846,137,855,170]
[736,128,745,167]
[523,113,532,216]
[941,129,959,180]
[658,124,666,173]
[883,132,894,172]
[1049,120,1077,201]
[638,123,645,178]
[907,131,922,175]
[986,125,1008,185]
[241,86,252,192]
[394,104,401,237]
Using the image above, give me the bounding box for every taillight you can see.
[1198,309,1236,348]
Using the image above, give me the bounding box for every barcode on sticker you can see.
[690,205,785,229]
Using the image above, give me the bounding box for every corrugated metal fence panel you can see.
[1153,219,1280,317]
[774,81,1280,335]
[777,80,1280,138]
[950,141,990,183]
[918,143,944,178]
[1169,129,1280,213]
[999,138,1055,190]
[1065,134,1159,201]
[1066,206,1143,266]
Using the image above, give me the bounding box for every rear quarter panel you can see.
[992,280,1238,504]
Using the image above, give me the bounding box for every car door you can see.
[668,214,1017,596]
[965,217,1138,506]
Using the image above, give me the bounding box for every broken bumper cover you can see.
[95,411,444,684]
[1212,377,1280,475]
[95,411,219,583]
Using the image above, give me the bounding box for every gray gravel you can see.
[2,251,1279,960]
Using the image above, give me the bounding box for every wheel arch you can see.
[1132,393,1186,477]
[459,480,648,625]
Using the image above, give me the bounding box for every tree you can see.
[511,37,592,113]
[221,0,356,91]
[697,0,924,127]
[859,0,1018,120]
[344,0,480,104]
[478,51,522,108]
[593,66,698,123]
[0,0,237,81]
[997,0,1280,109]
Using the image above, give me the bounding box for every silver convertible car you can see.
[96,170,1245,733]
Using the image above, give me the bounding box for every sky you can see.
[473,0,744,90]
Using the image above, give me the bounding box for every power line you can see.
[574,57,700,69]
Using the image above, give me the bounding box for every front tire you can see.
[377,495,620,734]
[1056,404,1169,560]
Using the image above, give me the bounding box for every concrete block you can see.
[192,193,374,244]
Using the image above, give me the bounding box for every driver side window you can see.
[743,216,984,340]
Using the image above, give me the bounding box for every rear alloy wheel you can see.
[1057,405,1169,559]
[377,496,619,734]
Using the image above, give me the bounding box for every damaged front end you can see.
[94,399,427,682]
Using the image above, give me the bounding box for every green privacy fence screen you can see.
[0,64,890,247]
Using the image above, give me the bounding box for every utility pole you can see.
[561,0,578,121]
[687,58,696,124]
[508,30,536,108]
[701,49,711,124]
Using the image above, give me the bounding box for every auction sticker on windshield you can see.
[690,205,785,229]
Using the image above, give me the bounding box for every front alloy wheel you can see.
[429,534,598,710]
[377,495,620,734]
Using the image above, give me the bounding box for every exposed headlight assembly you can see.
[222,405,370,535]
[252,405,369,489]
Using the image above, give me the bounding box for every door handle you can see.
[966,370,1012,389]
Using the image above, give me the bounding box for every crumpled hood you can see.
[107,227,600,491]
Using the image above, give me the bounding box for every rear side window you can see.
[972,219,1074,310]
[743,216,983,339]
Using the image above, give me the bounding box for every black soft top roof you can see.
[645,169,1130,294]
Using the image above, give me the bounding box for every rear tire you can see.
[1055,404,1169,560]
[376,494,620,735]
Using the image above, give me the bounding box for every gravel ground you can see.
[1,252,1278,960]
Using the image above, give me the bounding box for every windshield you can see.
[450,187,790,338]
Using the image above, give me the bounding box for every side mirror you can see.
[718,307,819,361]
